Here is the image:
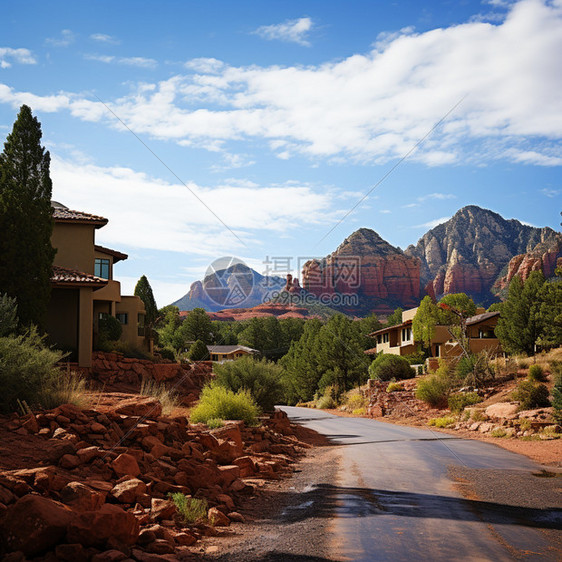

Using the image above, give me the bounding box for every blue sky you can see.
[1,0,561,306]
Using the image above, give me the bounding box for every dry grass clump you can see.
[140,377,181,415]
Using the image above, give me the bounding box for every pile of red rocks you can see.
[90,352,212,405]
[0,402,309,561]
[366,380,437,420]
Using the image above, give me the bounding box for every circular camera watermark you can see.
[202,256,254,308]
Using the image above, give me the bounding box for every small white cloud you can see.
[379,209,392,214]
[541,187,561,198]
[85,54,157,68]
[420,193,457,201]
[90,33,120,45]
[253,17,313,46]
[46,29,75,47]
[0,47,36,68]
[506,149,562,167]
[414,216,451,229]
[185,57,224,73]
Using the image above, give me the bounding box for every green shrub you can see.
[427,416,455,428]
[403,351,426,365]
[0,293,18,337]
[157,347,177,362]
[213,356,284,412]
[342,389,367,410]
[415,374,450,407]
[511,380,550,410]
[491,428,507,438]
[140,378,180,415]
[206,418,224,429]
[168,493,208,524]
[551,362,562,422]
[528,364,547,382]
[187,339,209,361]
[471,409,487,422]
[98,315,122,342]
[0,328,65,413]
[455,353,495,386]
[386,382,405,392]
[190,383,260,425]
[448,392,482,413]
[369,354,414,382]
[316,394,337,409]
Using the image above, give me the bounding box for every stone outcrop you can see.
[493,236,562,296]
[302,228,420,315]
[405,205,561,304]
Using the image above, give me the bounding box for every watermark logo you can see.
[202,256,254,308]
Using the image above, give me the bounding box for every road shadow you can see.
[278,483,562,531]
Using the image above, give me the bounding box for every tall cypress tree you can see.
[0,105,56,329]
[134,275,158,326]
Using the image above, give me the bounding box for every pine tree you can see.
[0,105,56,329]
[134,275,158,326]
[181,307,213,344]
[187,339,210,361]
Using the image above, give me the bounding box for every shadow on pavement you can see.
[278,483,562,530]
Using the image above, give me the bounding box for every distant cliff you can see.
[405,205,560,304]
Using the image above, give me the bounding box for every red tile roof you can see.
[364,347,378,355]
[53,207,108,227]
[51,265,108,287]
[95,245,128,263]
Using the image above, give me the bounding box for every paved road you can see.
[280,406,562,562]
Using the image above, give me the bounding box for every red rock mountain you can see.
[404,206,561,304]
[302,228,420,314]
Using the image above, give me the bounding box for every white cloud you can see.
[253,17,313,46]
[414,216,451,229]
[0,48,36,68]
[90,33,120,45]
[379,209,392,214]
[46,29,75,47]
[50,157,335,256]
[3,1,562,167]
[403,192,456,208]
[541,187,561,197]
[85,54,157,68]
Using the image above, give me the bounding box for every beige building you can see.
[46,202,149,367]
[207,345,258,363]
[366,307,501,367]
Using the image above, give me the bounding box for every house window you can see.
[116,313,128,325]
[479,328,495,339]
[401,327,412,342]
[95,258,110,279]
[212,354,218,361]
[377,335,382,344]
[383,333,389,343]
[435,344,440,357]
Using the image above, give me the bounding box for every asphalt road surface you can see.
[279,406,562,562]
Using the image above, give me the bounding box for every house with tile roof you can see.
[206,345,258,362]
[46,202,149,367]
[366,306,501,369]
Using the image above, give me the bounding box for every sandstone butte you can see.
[0,352,312,560]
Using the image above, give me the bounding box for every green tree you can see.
[412,296,442,348]
[0,105,56,329]
[358,313,382,350]
[536,278,562,349]
[134,275,158,326]
[315,314,369,395]
[0,293,18,337]
[182,308,213,344]
[385,307,403,327]
[496,272,546,355]
[280,319,323,403]
[438,293,477,322]
[187,339,210,361]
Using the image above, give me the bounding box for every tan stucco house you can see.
[46,202,148,368]
[366,306,501,367]
[207,345,258,363]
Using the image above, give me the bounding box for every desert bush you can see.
[511,380,550,410]
[518,417,532,431]
[213,356,284,412]
[528,364,547,382]
[427,416,455,428]
[551,361,562,422]
[0,293,18,337]
[140,378,180,415]
[403,351,426,365]
[471,409,487,422]
[98,315,122,342]
[157,346,177,362]
[168,493,208,524]
[0,328,65,413]
[369,354,414,382]
[448,391,482,413]
[386,382,405,392]
[206,418,224,429]
[415,374,450,407]
[342,388,367,410]
[455,352,495,386]
[190,383,260,425]
[491,428,507,438]
[40,371,89,410]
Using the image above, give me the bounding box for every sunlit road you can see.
[280,406,562,561]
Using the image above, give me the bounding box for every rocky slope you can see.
[302,227,421,314]
[405,206,560,304]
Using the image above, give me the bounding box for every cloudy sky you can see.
[2,0,561,305]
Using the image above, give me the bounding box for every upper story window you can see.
[116,312,128,325]
[401,327,412,342]
[95,258,111,279]
[383,333,389,343]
